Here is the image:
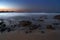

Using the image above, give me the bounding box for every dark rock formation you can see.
[54,15,60,20]
[29,24,41,30]
[25,31,29,34]
[19,21,32,27]
[0,19,4,25]
[46,25,55,30]
[39,20,44,22]
[41,31,45,33]
[0,19,7,33]
[0,28,6,33]
[6,28,11,32]
[53,23,60,25]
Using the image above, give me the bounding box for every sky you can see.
[0,0,60,12]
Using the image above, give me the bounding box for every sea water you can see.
[0,13,60,32]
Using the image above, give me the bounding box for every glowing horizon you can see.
[0,1,24,11]
[0,4,27,11]
[0,8,18,11]
[0,0,60,12]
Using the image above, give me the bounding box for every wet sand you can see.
[0,30,60,40]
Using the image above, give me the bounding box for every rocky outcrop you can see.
[46,25,55,30]
[54,15,60,20]
[19,21,32,27]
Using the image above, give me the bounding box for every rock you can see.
[11,25,16,28]
[39,20,44,22]
[46,25,55,30]
[19,21,32,27]
[29,30,32,33]
[29,27,34,30]
[0,20,4,25]
[0,28,6,33]
[29,24,41,30]
[14,25,17,27]
[2,24,6,27]
[53,23,60,25]
[6,28,11,32]
[54,15,60,20]
[25,30,32,34]
[39,28,41,30]
[41,31,45,33]
[0,24,6,30]
[25,31,29,34]
[0,22,3,25]
[0,20,6,29]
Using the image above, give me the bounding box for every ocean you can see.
[0,13,60,30]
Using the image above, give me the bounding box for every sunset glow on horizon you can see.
[0,5,28,12]
[0,8,18,11]
[0,0,60,12]
[0,1,25,11]
[0,5,24,11]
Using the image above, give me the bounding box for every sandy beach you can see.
[0,29,60,40]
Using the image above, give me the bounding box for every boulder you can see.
[46,25,55,30]
[54,15,60,20]
[0,28,6,33]
[29,24,41,30]
[19,21,32,27]
[6,28,11,32]
[41,31,45,33]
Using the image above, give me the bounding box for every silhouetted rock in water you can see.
[14,25,17,27]
[0,21,3,25]
[38,19,44,22]
[29,24,41,30]
[25,30,32,34]
[29,30,32,33]
[2,24,6,27]
[17,24,21,27]
[32,18,36,21]
[54,15,60,20]
[0,19,6,29]
[21,28,25,30]
[6,28,11,32]
[0,20,4,25]
[0,24,6,31]
[39,28,41,30]
[25,31,29,34]
[0,23,6,33]
[53,23,60,25]
[20,21,32,27]
[37,24,41,27]
[10,25,16,28]
[45,17,48,19]
[46,25,55,30]
[37,24,41,30]
[29,27,34,30]
[0,21,6,33]
[41,31,45,33]
[40,20,44,22]
[0,28,6,33]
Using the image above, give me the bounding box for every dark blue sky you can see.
[0,0,60,12]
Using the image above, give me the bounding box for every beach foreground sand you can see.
[0,30,60,40]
